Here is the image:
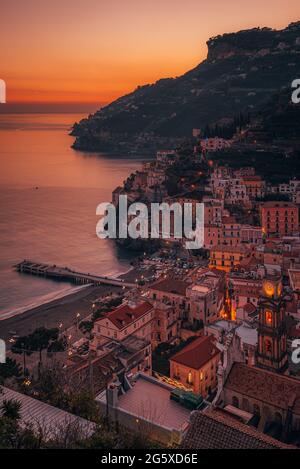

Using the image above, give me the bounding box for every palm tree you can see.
[1,398,22,420]
[12,327,59,378]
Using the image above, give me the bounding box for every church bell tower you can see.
[256,277,288,374]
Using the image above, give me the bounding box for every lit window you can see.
[266,310,273,326]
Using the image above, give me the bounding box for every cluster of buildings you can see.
[270,179,300,204]
[8,144,299,449]
[96,147,300,448]
[74,268,299,448]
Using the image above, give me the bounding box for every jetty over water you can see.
[15,260,135,288]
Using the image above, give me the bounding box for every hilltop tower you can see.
[256,277,288,373]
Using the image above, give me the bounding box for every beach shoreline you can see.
[0,262,147,341]
[0,282,124,341]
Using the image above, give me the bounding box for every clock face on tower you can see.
[262,279,283,299]
[263,281,275,298]
[258,277,287,373]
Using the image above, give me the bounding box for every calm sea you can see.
[0,114,143,320]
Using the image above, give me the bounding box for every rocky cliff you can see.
[72,22,300,154]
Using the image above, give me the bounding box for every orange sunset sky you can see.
[1,0,300,112]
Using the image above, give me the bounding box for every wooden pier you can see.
[15,260,135,288]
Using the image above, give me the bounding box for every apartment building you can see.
[148,279,189,315]
[261,201,299,237]
[186,272,224,326]
[91,300,153,349]
[242,175,266,200]
[152,302,180,349]
[209,245,250,272]
[169,335,220,397]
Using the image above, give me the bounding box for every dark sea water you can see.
[0,114,142,320]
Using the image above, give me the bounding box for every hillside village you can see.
[2,18,300,450]
[2,90,300,449]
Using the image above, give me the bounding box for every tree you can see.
[47,337,67,353]
[38,365,69,409]
[69,390,100,422]
[11,335,33,376]
[81,425,119,449]
[0,398,41,449]
[1,399,21,421]
[29,327,59,366]
[0,357,22,381]
[79,320,94,337]
[12,327,59,378]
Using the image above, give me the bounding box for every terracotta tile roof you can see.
[98,301,153,330]
[225,363,300,414]
[170,335,220,370]
[181,408,295,449]
[238,256,260,270]
[150,278,189,297]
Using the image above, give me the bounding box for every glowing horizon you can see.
[1,0,299,112]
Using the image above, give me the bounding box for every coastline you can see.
[0,283,92,322]
[0,283,124,342]
[0,265,139,341]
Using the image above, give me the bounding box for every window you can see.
[187,371,193,385]
[232,396,239,408]
[265,310,273,326]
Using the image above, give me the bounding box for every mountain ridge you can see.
[71,21,300,154]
